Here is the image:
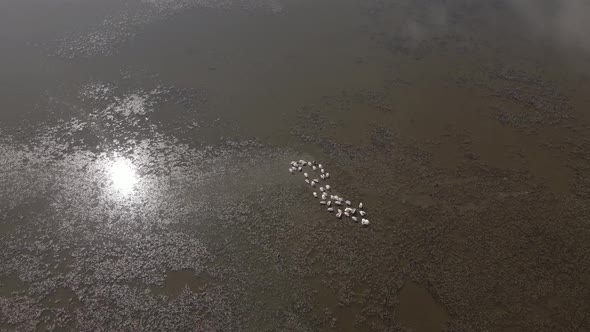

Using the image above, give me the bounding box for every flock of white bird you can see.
[289,160,370,226]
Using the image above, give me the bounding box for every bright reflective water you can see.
[1,0,589,330]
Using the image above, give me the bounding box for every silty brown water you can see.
[1,0,589,330]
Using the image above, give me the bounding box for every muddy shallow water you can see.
[1,0,589,331]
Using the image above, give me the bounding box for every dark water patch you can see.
[41,287,80,310]
[0,275,28,297]
[150,269,216,299]
[396,280,448,332]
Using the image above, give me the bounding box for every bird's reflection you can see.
[108,156,138,196]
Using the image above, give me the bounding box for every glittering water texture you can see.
[0,95,297,329]
[2,0,590,331]
[52,0,284,58]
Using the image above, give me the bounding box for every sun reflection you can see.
[109,157,138,196]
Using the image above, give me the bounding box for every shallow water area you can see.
[1,0,590,331]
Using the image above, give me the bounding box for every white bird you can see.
[291,159,370,223]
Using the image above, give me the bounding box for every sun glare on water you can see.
[109,157,138,196]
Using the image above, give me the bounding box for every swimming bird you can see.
[288,159,372,226]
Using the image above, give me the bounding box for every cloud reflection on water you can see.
[508,0,590,53]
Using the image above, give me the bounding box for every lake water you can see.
[1,0,589,330]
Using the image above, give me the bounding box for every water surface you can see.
[1,0,589,330]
